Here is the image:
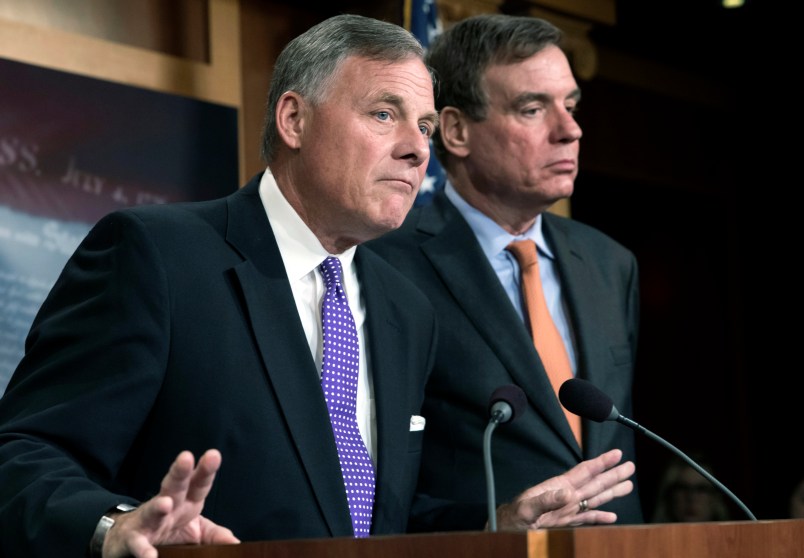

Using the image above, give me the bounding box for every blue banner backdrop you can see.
[404,0,446,207]
[0,57,239,392]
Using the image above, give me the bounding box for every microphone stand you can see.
[483,416,501,532]
[483,385,526,532]
[617,415,757,521]
[559,378,757,522]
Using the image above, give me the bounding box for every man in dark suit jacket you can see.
[0,14,440,557]
[367,14,644,527]
[0,14,636,558]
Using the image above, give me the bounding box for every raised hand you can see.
[102,449,240,558]
[496,448,635,530]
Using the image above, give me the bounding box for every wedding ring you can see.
[578,499,588,513]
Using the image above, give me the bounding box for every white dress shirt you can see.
[258,170,376,462]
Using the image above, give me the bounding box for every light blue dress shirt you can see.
[444,182,578,374]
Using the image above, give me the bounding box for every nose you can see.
[551,109,583,144]
[395,123,430,166]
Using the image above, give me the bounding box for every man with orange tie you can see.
[367,14,643,527]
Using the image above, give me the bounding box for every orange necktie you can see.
[507,239,582,447]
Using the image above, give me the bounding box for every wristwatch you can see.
[89,503,137,558]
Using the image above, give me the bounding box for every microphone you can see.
[559,378,757,521]
[484,384,527,532]
[489,384,527,424]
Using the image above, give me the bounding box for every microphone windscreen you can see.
[488,384,527,422]
[559,378,614,422]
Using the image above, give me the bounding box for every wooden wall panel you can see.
[0,0,242,176]
[0,0,210,61]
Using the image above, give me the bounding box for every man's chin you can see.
[385,195,415,223]
[364,206,412,241]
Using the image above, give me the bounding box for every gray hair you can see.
[426,14,562,164]
[261,14,428,162]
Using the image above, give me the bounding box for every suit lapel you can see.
[543,214,608,459]
[225,179,353,536]
[418,195,581,457]
[355,248,413,534]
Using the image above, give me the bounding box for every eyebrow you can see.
[512,88,582,109]
[377,92,440,129]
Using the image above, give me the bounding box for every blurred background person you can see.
[651,454,730,523]
[788,474,804,519]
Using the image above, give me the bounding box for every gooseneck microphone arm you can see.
[483,417,501,532]
[614,414,757,521]
[484,385,527,532]
[558,378,757,522]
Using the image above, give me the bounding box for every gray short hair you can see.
[261,14,428,162]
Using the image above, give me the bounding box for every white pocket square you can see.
[409,415,426,431]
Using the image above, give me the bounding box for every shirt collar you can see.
[444,180,554,260]
[258,169,357,280]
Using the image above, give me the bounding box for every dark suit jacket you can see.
[0,175,437,556]
[366,191,643,528]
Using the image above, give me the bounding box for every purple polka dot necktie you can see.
[319,256,375,538]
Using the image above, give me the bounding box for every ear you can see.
[439,106,471,158]
[275,91,306,150]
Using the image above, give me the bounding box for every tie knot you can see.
[507,240,538,269]
[319,256,343,288]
